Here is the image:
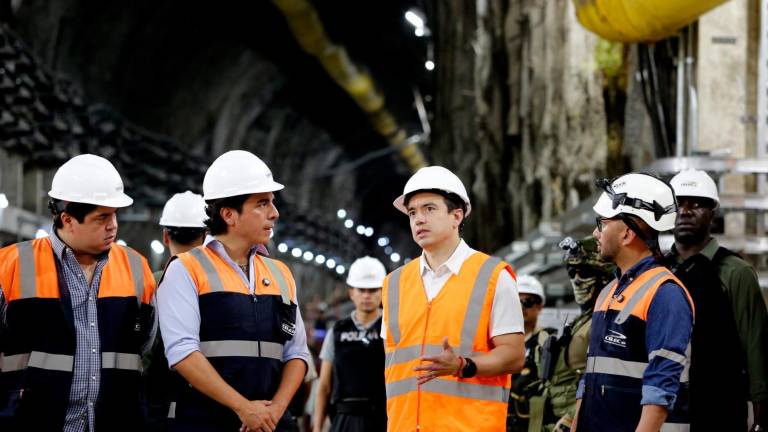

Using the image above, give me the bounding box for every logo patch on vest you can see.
[340,330,380,345]
[604,330,627,348]
[281,321,296,337]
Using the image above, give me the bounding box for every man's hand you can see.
[413,337,462,384]
[235,400,278,432]
[555,415,573,431]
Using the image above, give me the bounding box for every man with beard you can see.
[313,256,387,432]
[666,169,768,432]
[572,173,694,432]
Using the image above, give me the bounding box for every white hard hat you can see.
[670,169,719,205]
[346,256,387,289]
[593,173,677,232]
[393,166,471,216]
[48,154,133,208]
[517,275,545,303]
[203,150,284,200]
[159,191,208,228]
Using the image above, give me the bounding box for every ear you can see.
[219,207,237,227]
[162,229,170,246]
[60,212,73,229]
[348,288,356,300]
[620,225,635,247]
[451,208,464,228]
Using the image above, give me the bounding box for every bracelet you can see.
[461,357,478,379]
[454,356,465,377]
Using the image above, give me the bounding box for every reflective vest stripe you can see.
[125,248,146,306]
[459,257,502,356]
[385,344,485,368]
[199,340,283,360]
[261,257,290,305]
[386,376,510,403]
[594,279,617,313]
[1,351,141,372]
[614,270,670,324]
[585,356,647,379]
[661,423,690,432]
[189,248,225,293]
[101,352,141,371]
[0,353,30,372]
[168,401,176,419]
[386,266,403,345]
[17,241,37,299]
[649,348,686,366]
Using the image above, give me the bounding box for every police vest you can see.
[169,246,297,428]
[580,266,694,432]
[383,252,514,432]
[331,316,386,410]
[0,238,155,431]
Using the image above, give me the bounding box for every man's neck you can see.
[214,233,251,265]
[524,321,537,337]
[674,235,712,260]
[423,236,461,270]
[354,309,381,326]
[616,248,653,275]
[56,228,99,266]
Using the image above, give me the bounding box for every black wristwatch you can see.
[461,357,477,378]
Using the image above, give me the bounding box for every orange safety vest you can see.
[0,237,155,430]
[383,252,515,432]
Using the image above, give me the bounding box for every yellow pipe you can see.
[272,0,427,171]
[572,0,730,42]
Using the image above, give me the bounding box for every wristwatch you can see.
[461,357,477,378]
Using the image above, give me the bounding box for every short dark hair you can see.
[204,194,250,235]
[404,189,468,233]
[165,226,207,245]
[50,199,98,229]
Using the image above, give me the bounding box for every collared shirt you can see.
[50,230,108,432]
[576,255,693,408]
[669,238,768,402]
[158,235,311,369]
[319,310,382,363]
[0,230,156,432]
[381,239,524,339]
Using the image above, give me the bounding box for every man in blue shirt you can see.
[572,173,694,432]
[157,150,311,432]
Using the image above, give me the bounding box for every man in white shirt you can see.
[381,166,525,431]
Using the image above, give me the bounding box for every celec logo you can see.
[604,330,627,348]
[612,181,626,189]
[679,181,698,188]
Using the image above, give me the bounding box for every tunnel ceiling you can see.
[2,0,436,264]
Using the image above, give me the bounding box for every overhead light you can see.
[315,254,326,265]
[151,240,165,255]
[377,236,390,247]
[35,229,49,239]
[277,243,288,253]
[405,10,425,29]
[337,209,347,219]
[0,193,8,209]
[303,251,314,261]
[356,225,366,235]
[364,227,374,237]
[425,60,435,71]
[344,219,354,229]
[414,27,424,37]
[116,239,127,246]
[291,247,302,258]
[384,246,393,255]
[390,253,401,263]
[336,265,346,275]
[326,258,336,269]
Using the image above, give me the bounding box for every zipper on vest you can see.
[601,384,605,396]
[416,301,432,430]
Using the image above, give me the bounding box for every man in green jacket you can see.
[525,237,614,432]
[667,169,768,432]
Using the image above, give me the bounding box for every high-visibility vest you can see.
[0,237,155,430]
[169,246,297,429]
[579,265,694,432]
[383,252,514,432]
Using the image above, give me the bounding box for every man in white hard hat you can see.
[382,166,525,431]
[507,275,554,432]
[157,150,311,432]
[666,169,768,432]
[572,173,694,432]
[146,191,209,431]
[313,256,387,432]
[0,154,156,431]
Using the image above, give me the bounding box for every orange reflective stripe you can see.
[30,239,59,298]
[594,279,617,312]
[257,257,295,302]
[98,245,154,302]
